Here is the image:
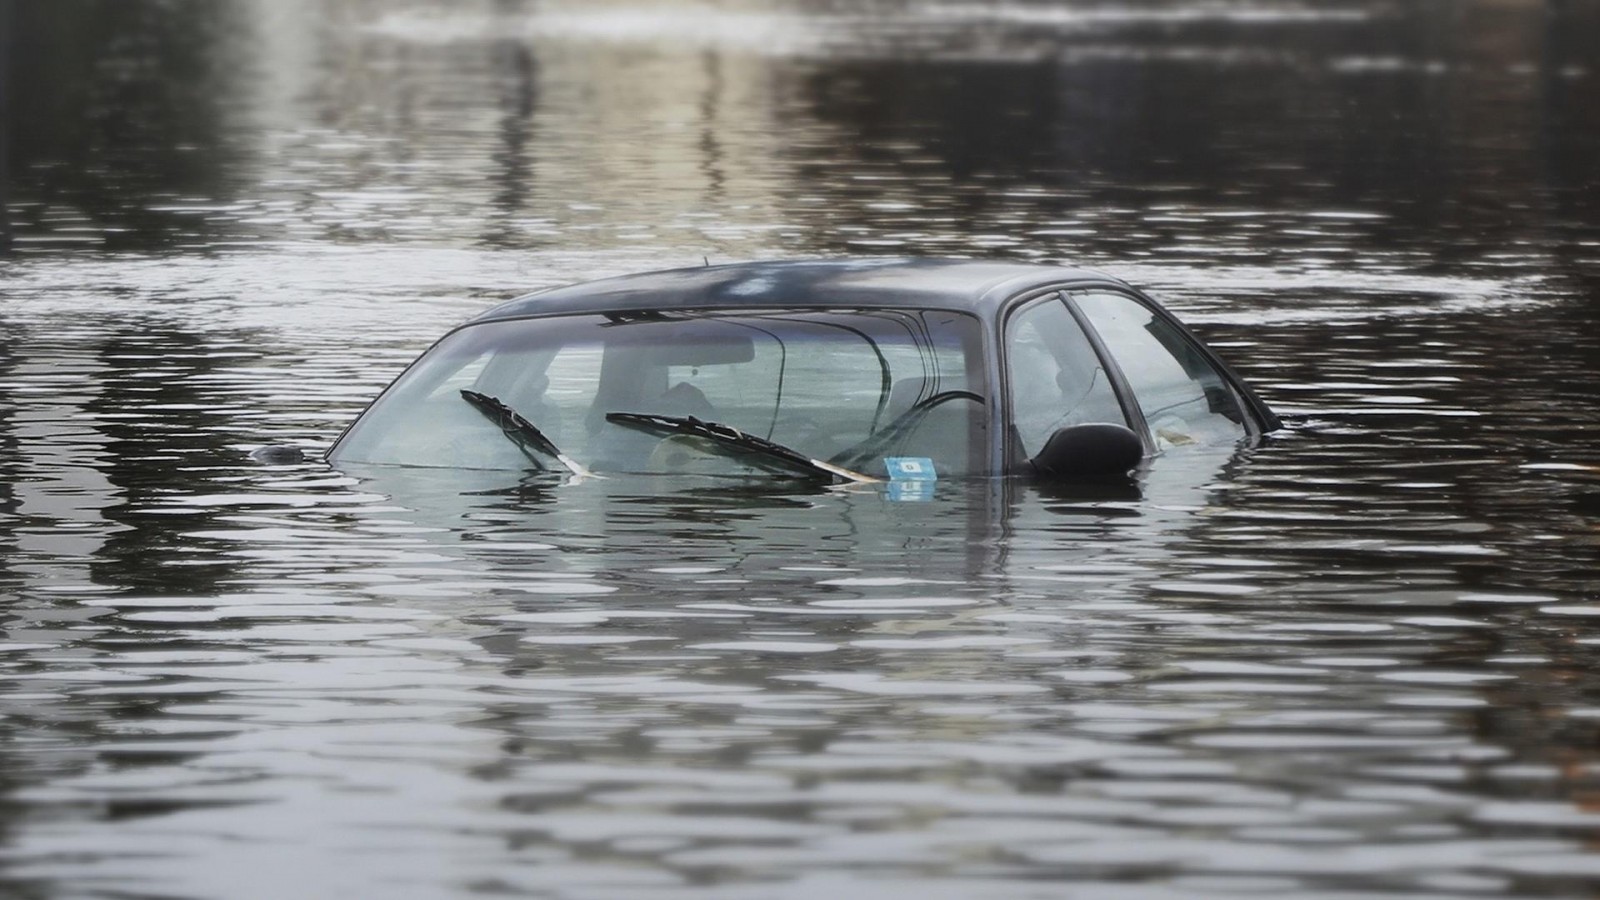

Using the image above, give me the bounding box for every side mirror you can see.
[1029,423,1142,481]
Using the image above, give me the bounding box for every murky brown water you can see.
[3,1,1600,897]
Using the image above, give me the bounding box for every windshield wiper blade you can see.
[605,412,878,484]
[461,390,596,478]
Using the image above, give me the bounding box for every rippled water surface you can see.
[4,1,1600,897]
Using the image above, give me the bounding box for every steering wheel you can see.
[830,390,985,469]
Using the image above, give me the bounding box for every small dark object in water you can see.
[251,445,307,464]
[1573,490,1600,517]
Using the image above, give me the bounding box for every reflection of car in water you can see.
[328,259,1279,485]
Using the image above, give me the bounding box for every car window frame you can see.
[997,289,1152,472]
[1062,286,1279,443]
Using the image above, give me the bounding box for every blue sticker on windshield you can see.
[885,457,937,482]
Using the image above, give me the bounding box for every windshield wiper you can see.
[605,412,878,484]
[461,390,596,478]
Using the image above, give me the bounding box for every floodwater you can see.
[3,0,1600,897]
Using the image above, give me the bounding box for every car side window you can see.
[1072,291,1246,450]
[1005,297,1127,459]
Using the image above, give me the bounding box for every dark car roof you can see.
[471,258,1121,323]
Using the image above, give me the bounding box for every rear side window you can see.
[1072,291,1246,451]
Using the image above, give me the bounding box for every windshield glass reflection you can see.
[332,309,987,478]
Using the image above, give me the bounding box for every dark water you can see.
[4,1,1600,897]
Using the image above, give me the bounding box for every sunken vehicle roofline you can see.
[324,255,1280,477]
[470,258,1121,322]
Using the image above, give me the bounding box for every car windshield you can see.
[331,309,988,479]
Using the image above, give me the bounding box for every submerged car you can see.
[328,259,1278,485]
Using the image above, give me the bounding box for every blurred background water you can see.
[2,1,1600,897]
